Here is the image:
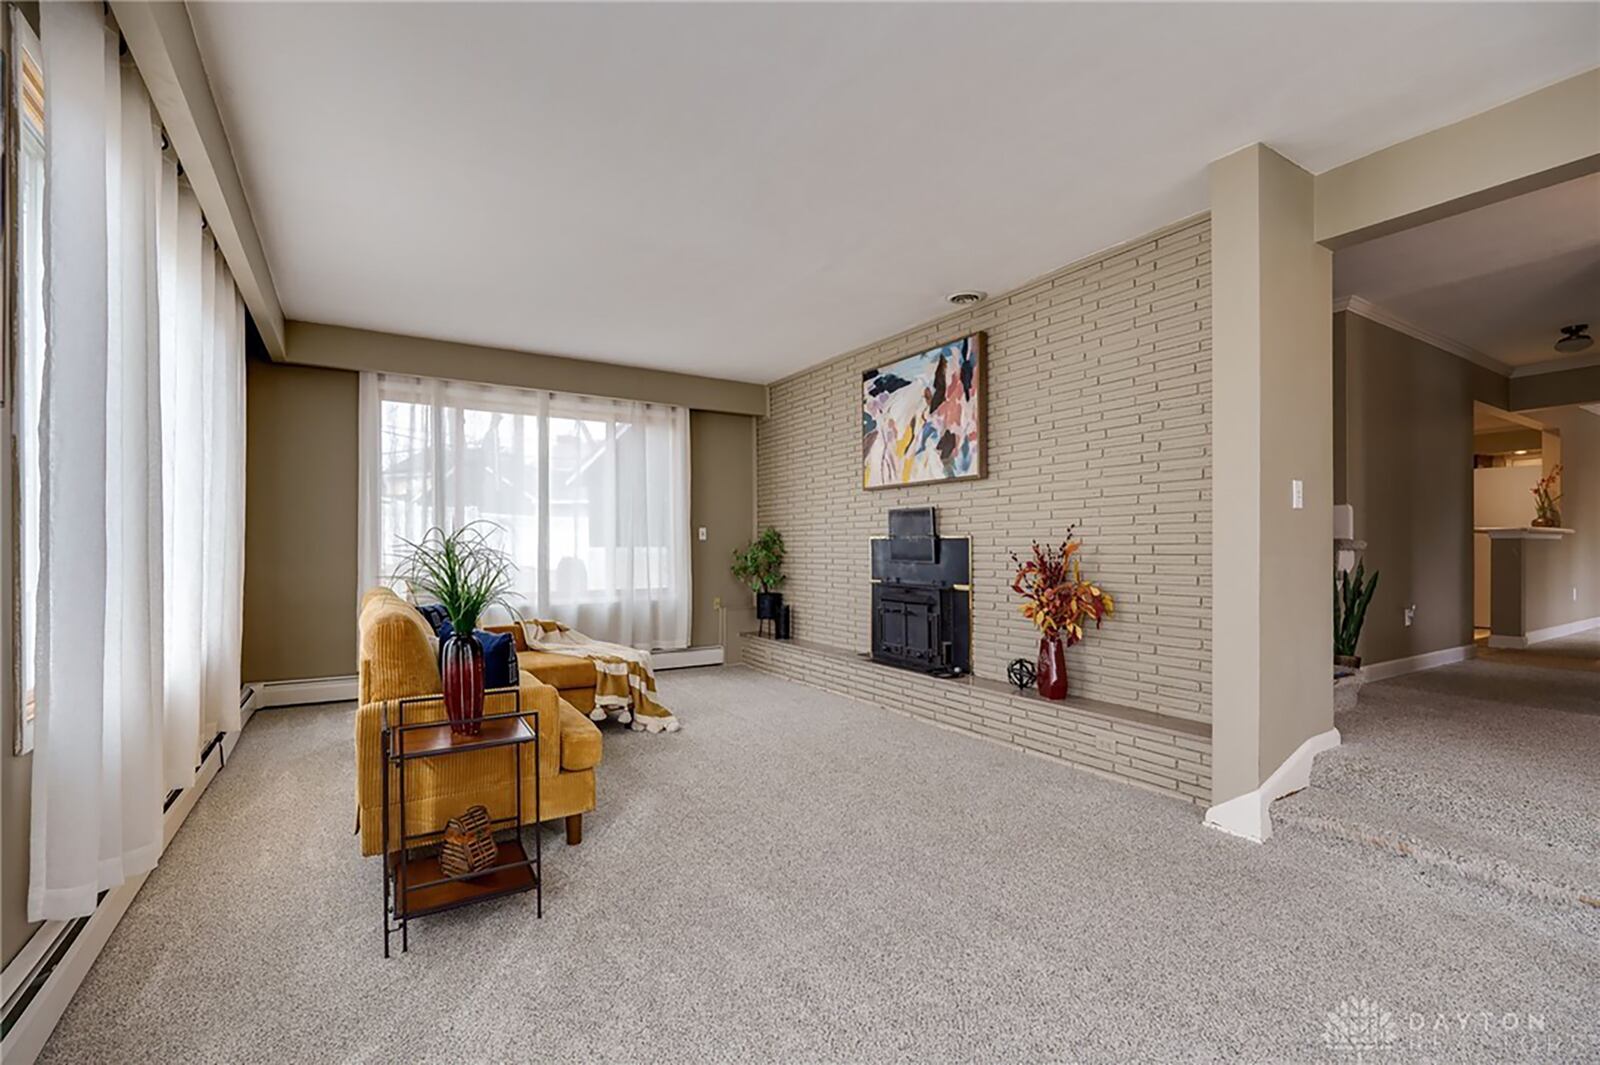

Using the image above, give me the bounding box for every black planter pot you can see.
[756,591,784,621]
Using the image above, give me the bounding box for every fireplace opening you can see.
[870,508,971,677]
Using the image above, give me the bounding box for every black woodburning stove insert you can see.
[870,508,971,677]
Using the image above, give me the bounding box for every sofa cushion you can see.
[516,650,598,691]
[557,700,603,771]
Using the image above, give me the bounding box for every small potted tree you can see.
[732,527,786,633]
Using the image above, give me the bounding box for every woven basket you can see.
[439,805,497,878]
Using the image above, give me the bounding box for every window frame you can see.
[8,6,44,755]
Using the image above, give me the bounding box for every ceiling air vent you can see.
[947,291,986,307]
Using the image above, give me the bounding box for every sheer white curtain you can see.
[28,2,246,921]
[359,373,691,649]
[159,193,245,782]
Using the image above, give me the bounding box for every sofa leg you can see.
[565,814,583,846]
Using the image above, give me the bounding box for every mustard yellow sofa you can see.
[484,622,600,716]
[355,588,602,854]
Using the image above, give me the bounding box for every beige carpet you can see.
[1277,654,1600,907]
[1476,628,1600,673]
[38,665,1600,1063]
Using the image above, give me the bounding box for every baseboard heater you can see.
[651,646,725,670]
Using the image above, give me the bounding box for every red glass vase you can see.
[1037,634,1067,701]
[440,632,485,735]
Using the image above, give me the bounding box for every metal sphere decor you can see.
[1006,657,1037,692]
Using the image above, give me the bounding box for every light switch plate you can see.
[1291,479,1304,510]
[698,526,708,541]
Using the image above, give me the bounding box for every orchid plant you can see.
[1532,464,1563,527]
[1010,530,1114,646]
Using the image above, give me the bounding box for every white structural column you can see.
[1206,144,1335,841]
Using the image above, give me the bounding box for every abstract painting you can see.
[862,333,984,489]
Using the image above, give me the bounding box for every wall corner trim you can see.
[1204,727,1341,843]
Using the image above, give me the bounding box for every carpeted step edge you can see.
[1275,800,1600,911]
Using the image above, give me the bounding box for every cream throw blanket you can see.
[517,617,680,734]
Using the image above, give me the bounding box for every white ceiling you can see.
[1336,174,1600,374]
[190,3,1600,384]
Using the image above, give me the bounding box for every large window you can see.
[360,373,691,650]
[12,11,44,754]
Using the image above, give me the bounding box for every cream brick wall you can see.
[742,637,1212,804]
[756,215,1213,723]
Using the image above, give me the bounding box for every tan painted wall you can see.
[1490,538,1528,636]
[1473,428,1542,455]
[1474,466,1542,628]
[1332,314,1599,652]
[1523,407,1600,631]
[1210,145,1332,803]
[1252,150,1335,790]
[1334,312,1477,664]
[689,411,757,654]
[1315,69,1600,248]
[243,360,757,681]
[1511,364,1600,410]
[243,360,361,681]
[757,216,1213,722]
[285,321,766,417]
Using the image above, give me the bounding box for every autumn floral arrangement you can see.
[1010,529,1114,699]
[1531,464,1563,528]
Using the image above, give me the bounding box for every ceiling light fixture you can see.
[1554,323,1593,353]
[947,291,986,307]
[1514,449,1529,455]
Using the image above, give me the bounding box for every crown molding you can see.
[1509,349,1600,378]
[1334,296,1511,377]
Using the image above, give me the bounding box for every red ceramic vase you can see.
[440,631,485,735]
[1037,634,1068,700]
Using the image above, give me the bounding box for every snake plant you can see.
[1334,561,1380,659]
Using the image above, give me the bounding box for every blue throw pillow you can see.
[475,629,518,690]
[415,603,450,636]
[429,619,517,689]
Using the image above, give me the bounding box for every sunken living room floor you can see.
[39,667,1599,1063]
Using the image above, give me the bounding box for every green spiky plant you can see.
[731,527,786,594]
[1334,561,1380,662]
[392,521,517,635]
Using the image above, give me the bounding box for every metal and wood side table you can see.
[380,689,541,957]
